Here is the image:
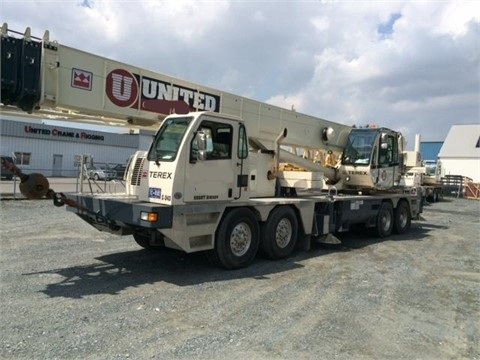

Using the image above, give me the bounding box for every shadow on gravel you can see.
[25,249,308,299]
[336,221,449,249]
[23,220,447,299]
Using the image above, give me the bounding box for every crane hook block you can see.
[19,173,50,199]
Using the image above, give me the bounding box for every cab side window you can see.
[211,128,232,159]
[190,121,233,161]
[379,135,398,165]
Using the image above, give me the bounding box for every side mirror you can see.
[196,131,207,161]
[380,133,388,143]
[321,127,334,142]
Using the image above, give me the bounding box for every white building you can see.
[438,124,480,183]
[1,117,154,177]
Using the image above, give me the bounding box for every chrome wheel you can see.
[381,210,392,233]
[275,218,293,249]
[376,202,394,238]
[262,206,298,260]
[230,222,252,257]
[394,200,411,235]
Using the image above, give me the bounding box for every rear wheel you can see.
[206,208,259,270]
[393,200,411,234]
[376,202,393,238]
[262,206,298,260]
[93,173,100,181]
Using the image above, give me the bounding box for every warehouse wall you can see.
[0,119,153,177]
[438,124,480,183]
[440,158,480,183]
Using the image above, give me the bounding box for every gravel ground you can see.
[0,197,479,359]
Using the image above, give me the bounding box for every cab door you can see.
[374,133,399,189]
[184,116,244,202]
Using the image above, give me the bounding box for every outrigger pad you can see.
[316,233,342,245]
[19,173,50,199]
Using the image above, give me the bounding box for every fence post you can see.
[13,176,18,199]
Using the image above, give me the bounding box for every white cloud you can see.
[252,10,266,22]
[429,1,480,37]
[310,16,329,32]
[1,0,479,146]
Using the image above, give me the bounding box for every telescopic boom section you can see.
[1,23,352,153]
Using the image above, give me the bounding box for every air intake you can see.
[130,156,145,186]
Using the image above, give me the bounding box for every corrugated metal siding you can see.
[420,142,443,161]
[1,119,139,147]
[0,119,150,177]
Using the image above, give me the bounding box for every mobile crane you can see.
[402,134,444,203]
[1,24,422,269]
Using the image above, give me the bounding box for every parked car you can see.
[1,156,15,180]
[87,164,116,181]
[110,163,127,180]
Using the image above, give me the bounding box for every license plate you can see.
[148,187,162,199]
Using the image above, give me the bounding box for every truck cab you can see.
[339,128,404,191]
[135,112,250,205]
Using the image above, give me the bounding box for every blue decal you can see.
[149,187,162,199]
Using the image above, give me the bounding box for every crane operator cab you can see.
[339,128,405,191]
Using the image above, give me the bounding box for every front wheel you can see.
[206,208,260,270]
[262,206,298,260]
[133,232,163,250]
[376,202,393,238]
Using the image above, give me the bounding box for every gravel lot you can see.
[1,197,479,359]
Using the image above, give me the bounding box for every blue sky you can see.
[1,0,479,148]
[377,12,402,36]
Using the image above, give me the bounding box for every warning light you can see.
[140,211,158,222]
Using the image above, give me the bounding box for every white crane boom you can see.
[1,23,351,153]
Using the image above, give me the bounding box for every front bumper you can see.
[65,193,173,229]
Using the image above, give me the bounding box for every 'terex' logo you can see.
[105,69,220,115]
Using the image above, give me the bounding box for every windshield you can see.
[148,116,193,162]
[424,161,437,176]
[342,130,377,166]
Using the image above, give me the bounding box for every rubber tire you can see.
[207,208,260,270]
[376,201,394,238]
[94,173,100,181]
[133,232,161,250]
[393,200,411,235]
[262,206,298,260]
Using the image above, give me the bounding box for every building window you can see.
[14,152,31,165]
[476,136,480,148]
